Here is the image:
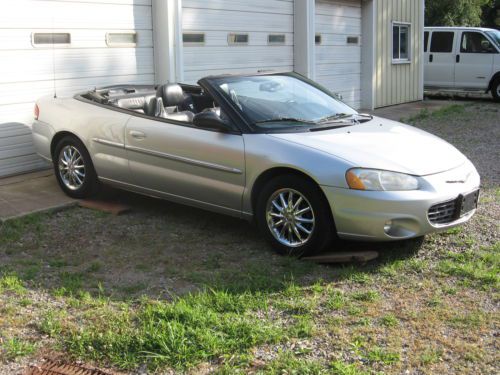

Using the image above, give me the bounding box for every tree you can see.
[425,0,493,27]
[482,0,500,28]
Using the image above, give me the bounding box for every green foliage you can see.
[264,351,326,374]
[426,0,493,27]
[437,242,499,288]
[63,289,285,370]
[0,274,25,295]
[2,338,36,360]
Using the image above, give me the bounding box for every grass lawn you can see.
[0,101,498,374]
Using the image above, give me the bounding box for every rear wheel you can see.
[53,136,99,199]
[491,77,500,102]
[256,175,334,257]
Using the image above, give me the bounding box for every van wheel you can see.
[255,175,335,257]
[53,136,99,199]
[491,77,500,102]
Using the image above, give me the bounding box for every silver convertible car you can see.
[32,72,480,256]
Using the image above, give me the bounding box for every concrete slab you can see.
[0,170,77,222]
[366,99,463,122]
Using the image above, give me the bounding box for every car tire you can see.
[491,77,500,102]
[256,175,335,257]
[53,136,99,199]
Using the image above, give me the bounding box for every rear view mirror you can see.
[193,111,232,132]
[259,81,284,92]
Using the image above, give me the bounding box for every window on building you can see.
[32,32,71,46]
[106,32,137,47]
[461,32,495,53]
[315,34,322,45]
[424,31,429,52]
[228,33,249,45]
[392,23,410,62]
[268,34,286,45]
[183,33,205,45]
[430,32,454,53]
[347,36,359,45]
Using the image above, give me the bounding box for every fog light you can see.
[384,220,393,234]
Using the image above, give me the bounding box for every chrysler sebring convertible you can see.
[32,72,480,256]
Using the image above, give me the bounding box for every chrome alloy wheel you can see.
[58,145,85,190]
[266,188,315,247]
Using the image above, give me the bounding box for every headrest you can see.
[156,83,184,107]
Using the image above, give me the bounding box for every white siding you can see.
[315,0,362,108]
[0,0,154,177]
[182,0,294,83]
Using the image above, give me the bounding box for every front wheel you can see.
[491,77,500,102]
[53,136,99,199]
[256,175,335,257]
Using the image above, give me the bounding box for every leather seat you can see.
[154,83,195,122]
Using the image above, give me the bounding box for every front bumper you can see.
[321,161,480,241]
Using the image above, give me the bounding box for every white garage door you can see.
[315,0,362,108]
[0,0,154,178]
[182,0,294,84]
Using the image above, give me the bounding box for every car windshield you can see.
[486,30,500,49]
[210,74,357,129]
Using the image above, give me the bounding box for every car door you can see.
[455,31,496,90]
[425,30,456,88]
[124,114,246,215]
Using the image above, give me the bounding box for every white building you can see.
[0,0,425,177]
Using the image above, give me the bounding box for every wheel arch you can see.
[50,131,87,161]
[250,167,330,215]
[487,71,500,92]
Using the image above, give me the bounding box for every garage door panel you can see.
[182,0,294,84]
[184,46,293,69]
[183,0,293,15]
[0,74,155,108]
[315,46,361,63]
[316,63,362,77]
[0,49,154,83]
[190,31,294,47]
[0,0,153,177]
[315,15,361,35]
[315,0,362,108]
[316,0,361,17]
[0,1,152,30]
[0,29,153,50]
[183,8,292,32]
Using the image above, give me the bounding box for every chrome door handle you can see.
[129,130,146,139]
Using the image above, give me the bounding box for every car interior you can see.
[81,83,222,124]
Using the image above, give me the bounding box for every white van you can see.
[424,27,500,101]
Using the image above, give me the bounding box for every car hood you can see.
[269,116,466,176]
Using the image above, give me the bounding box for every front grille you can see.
[428,199,458,225]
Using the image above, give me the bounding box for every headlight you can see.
[346,168,419,191]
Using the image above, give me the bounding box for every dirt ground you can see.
[0,100,498,374]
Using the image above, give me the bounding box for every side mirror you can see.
[193,111,232,132]
[481,40,492,52]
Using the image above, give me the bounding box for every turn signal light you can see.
[346,170,366,190]
[34,104,40,120]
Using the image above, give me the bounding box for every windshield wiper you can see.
[309,123,352,132]
[317,113,351,123]
[254,117,318,125]
[318,113,373,124]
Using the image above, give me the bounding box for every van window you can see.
[430,32,454,53]
[424,31,429,52]
[461,32,495,53]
